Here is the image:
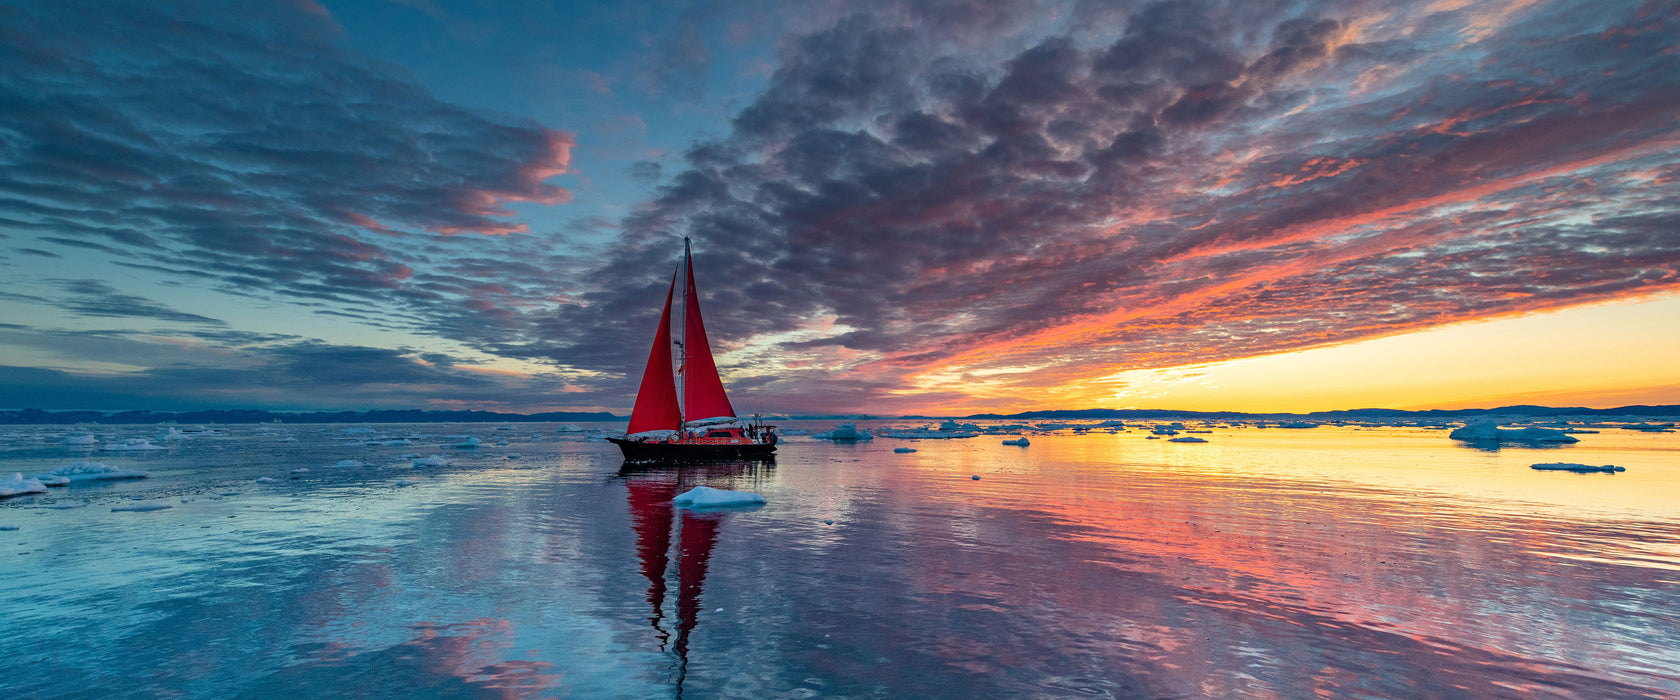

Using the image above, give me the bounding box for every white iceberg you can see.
[255,477,276,484]
[103,438,166,451]
[156,427,189,442]
[1531,462,1625,473]
[1002,438,1030,446]
[413,455,451,467]
[62,435,98,446]
[30,474,71,487]
[51,462,150,481]
[1,473,48,498]
[449,437,482,448]
[672,486,766,508]
[812,423,873,441]
[395,479,419,487]
[111,502,172,512]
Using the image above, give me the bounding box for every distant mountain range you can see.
[2,403,1675,425]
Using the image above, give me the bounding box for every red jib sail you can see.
[626,272,682,434]
[682,241,737,423]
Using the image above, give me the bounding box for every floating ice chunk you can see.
[332,460,367,468]
[412,455,450,467]
[2,473,48,497]
[46,500,89,509]
[104,438,166,451]
[31,474,71,487]
[62,435,98,446]
[1449,421,1579,443]
[554,424,588,433]
[939,419,981,432]
[893,447,917,453]
[111,502,172,512]
[255,477,276,484]
[673,486,766,508]
[1145,435,1161,440]
[449,437,482,449]
[971,475,981,480]
[1277,421,1318,429]
[0,524,17,531]
[280,437,298,442]
[51,462,150,481]
[341,427,376,435]
[395,479,419,487]
[398,453,420,459]
[369,439,411,446]
[812,423,873,441]
[290,467,310,474]
[1002,438,1030,446]
[156,427,188,442]
[1168,436,1208,443]
[1531,462,1625,473]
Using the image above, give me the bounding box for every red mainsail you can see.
[681,241,737,423]
[626,272,682,434]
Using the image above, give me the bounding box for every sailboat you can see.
[607,238,778,462]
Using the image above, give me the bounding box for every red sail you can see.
[626,273,682,434]
[682,242,737,423]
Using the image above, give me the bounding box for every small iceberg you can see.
[0,524,17,531]
[255,477,276,484]
[1449,421,1579,444]
[104,438,166,451]
[62,435,99,446]
[1168,436,1208,443]
[1,473,49,498]
[156,427,189,442]
[672,486,765,508]
[1531,462,1625,473]
[449,436,482,449]
[111,502,172,512]
[413,455,451,467]
[30,474,71,487]
[812,423,873,441]
[555,424,589,433]
[395,479,419,487]
[1002,438,1029,446]
[51,462,150,482]
[893,447,917,453]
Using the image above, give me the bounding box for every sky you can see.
[0,0,1677,416]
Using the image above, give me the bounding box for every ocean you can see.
[1,421,1676,698]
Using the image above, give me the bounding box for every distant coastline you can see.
[2,404,1676,425]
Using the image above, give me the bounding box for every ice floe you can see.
[1531,462,1625,473]
[111,502,172,512]
[1002,438,1030,446]
[0,524,17,531]
[554,424,590,433]
[395,479,419,487]
[449,437,482,448]
[255,477,276,484]
[893,447,917,453]
[2,473,48,497]
[31,474,70,487]
[156,427,189,442]
[103,438,166,451]
[51,462,150,481]
[62,435,98,446]
[812,423,873,441]
[1449,421,1579,443]
[673,486,765,508]
[1169,436,1208,443]
[413,455,451,467]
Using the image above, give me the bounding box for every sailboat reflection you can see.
[620,460,771,689]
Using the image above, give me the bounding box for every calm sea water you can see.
[1,422,1677,699]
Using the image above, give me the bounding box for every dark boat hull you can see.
[608,437,776,463]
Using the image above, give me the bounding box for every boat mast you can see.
[678,237,691,434]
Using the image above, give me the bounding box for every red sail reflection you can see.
[622,461,764,671]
